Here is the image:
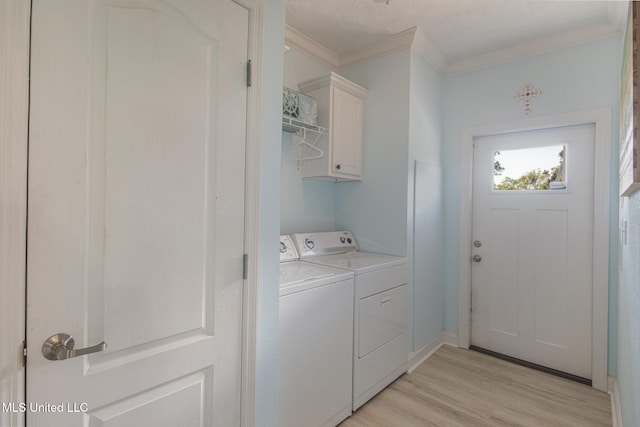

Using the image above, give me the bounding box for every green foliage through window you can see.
[493,147,565,191]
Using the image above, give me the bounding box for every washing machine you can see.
[291,231,409,411]
[278,235,354,427]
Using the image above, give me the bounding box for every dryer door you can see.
[358,284,408,358]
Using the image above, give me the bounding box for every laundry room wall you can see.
[282,42,447,356]
[336,47,446,354]
[281,46,336,234]
[616,8,640,425]
[335,49,411,257]
[256,0,286,424]
[618,194,640,427]
[442,36,623,375]
[280,44,416,259]
[408,49,445,350]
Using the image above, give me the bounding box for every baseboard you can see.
[408,331,459,373]
[608,376,623,427]
[442,331,459,347]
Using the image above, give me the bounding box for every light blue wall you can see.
[336,50,411,256]
[282,46,446,354]
[442,37,623,377]
[279,35,629,419]
[256,1,285,425]
[617,8,640,424]
[408,50,445,349]
[337,49,446,352]
[618,194,640,427]
[281,48,335,234]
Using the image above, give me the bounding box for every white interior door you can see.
[27,1,248,425]
[471,124,595,379]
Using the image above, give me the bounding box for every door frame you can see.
[0,2,30,427]
[0,0,264,425]
[457,108,612,391]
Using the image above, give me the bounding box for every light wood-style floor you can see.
[339,345,612,427]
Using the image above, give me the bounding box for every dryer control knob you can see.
[304,238,315,250]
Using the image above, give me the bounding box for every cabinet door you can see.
[331,87,363,179]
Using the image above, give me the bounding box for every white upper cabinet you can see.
[299,72,367,181]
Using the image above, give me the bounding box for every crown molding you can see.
[337,27,417,69]
[446,21,622,75]
[285,25,340,68]
[411,27,448,73]
[286,20,622,77]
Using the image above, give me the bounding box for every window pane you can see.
[493,145,566,191]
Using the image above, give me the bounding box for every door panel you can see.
[88,370,211,426]
[27,1,248,425]
[101,2,216,352]
[471,124,594,379]
[533,209,569,348]
[488,208,519,337]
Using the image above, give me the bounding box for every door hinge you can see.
[243,254,249,280]
[246,60,252,87]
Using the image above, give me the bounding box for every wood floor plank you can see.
[339,346,612,427]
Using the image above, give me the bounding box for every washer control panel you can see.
[279,235,299,262]
[292,231,358,258]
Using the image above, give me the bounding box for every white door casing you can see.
[457,109,611,391]
[0,2,30,427]
[471,124,595,379]
[27,1,249,425]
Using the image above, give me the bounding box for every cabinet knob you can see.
[335,164,341,170]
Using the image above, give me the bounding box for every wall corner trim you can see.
[608,376,623,427]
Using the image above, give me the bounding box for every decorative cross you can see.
[514,83,542,115]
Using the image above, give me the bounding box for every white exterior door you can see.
[27,1,248,426]
[471,124,595,379]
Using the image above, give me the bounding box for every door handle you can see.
[42,333,107,361]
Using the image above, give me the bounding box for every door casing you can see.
[0,2,30,427]
[457,108,612,391]
[0,1,265,426]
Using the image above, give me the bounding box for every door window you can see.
[493,145,566,191]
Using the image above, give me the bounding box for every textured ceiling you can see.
[286,0,627,65]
